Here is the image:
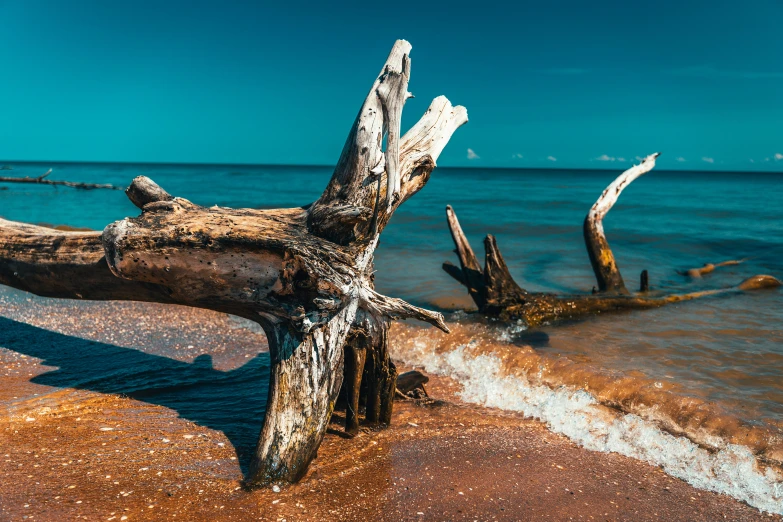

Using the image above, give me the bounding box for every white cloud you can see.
[635,156,644,161]
[467,148,480,160]
[547,156,557,162]
[750,159,755,163]
[512,153,523,159]
[596,154,615,162]
[617,157,626,162]
[702,157,715,164]
[774,153,783,161]
[675,157,686,162]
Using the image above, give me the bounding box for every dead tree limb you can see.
[584,153,658,294]
[0,169,122,190]
[443,155,781,327]
[0,40,467,486]
[678,259,747,278]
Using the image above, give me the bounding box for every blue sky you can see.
[0,0,781,170]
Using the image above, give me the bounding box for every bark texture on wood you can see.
[0,218,175,303]
[444,205,487,310]
[342,332,368,436]
[0,40,466,486]
[442,155,781,327]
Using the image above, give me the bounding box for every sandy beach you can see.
[0,295,776,521]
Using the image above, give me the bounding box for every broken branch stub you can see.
[0,40,467,486]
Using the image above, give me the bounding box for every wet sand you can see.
[0,296,776,521]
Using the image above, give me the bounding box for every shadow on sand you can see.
[0,316,270,475]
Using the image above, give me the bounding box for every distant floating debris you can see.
[677,259,747,278]
[0,168,121,190]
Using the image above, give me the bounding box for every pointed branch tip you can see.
[361,289,450,333]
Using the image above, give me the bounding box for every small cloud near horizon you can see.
[702,157,715,164]
[547,156,557,162]
[675,157,686,162]
[775,153,783,161]
[512,153,523,159]
[596,154,627,162]
[467,148,480,160]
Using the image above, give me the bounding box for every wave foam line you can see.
[396,340,783,515]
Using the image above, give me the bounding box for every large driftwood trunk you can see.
[0,40,466,486]
[443,154,781,326]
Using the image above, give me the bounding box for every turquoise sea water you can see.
[2,162,781,300]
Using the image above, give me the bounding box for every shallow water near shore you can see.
[1,162,782,513]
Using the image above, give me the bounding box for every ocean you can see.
[1,162,782,512]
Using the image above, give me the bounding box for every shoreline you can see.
[0,295,778,520]
[1,371,774,521]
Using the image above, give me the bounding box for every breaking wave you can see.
[390,319,783,514]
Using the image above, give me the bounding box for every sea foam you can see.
[394,336,783,514]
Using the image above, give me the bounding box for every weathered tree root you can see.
[443,154,781,327]
[0,169,122,190]
[0,40,467,486]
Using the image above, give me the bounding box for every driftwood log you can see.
[0,40,467,485]
[443,154,781,327]
[677,259,747,278]
[0,169,122,190]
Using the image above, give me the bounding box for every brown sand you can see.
[0,296,776,521]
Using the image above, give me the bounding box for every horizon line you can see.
[1,159,782,175]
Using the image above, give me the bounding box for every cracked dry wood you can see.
[443,154,781,327]
[0,39,467,486]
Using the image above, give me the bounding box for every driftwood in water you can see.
[443,154,781,327]
[0,40,466,485]
[678,259,747,278]
[0,169,122,190]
